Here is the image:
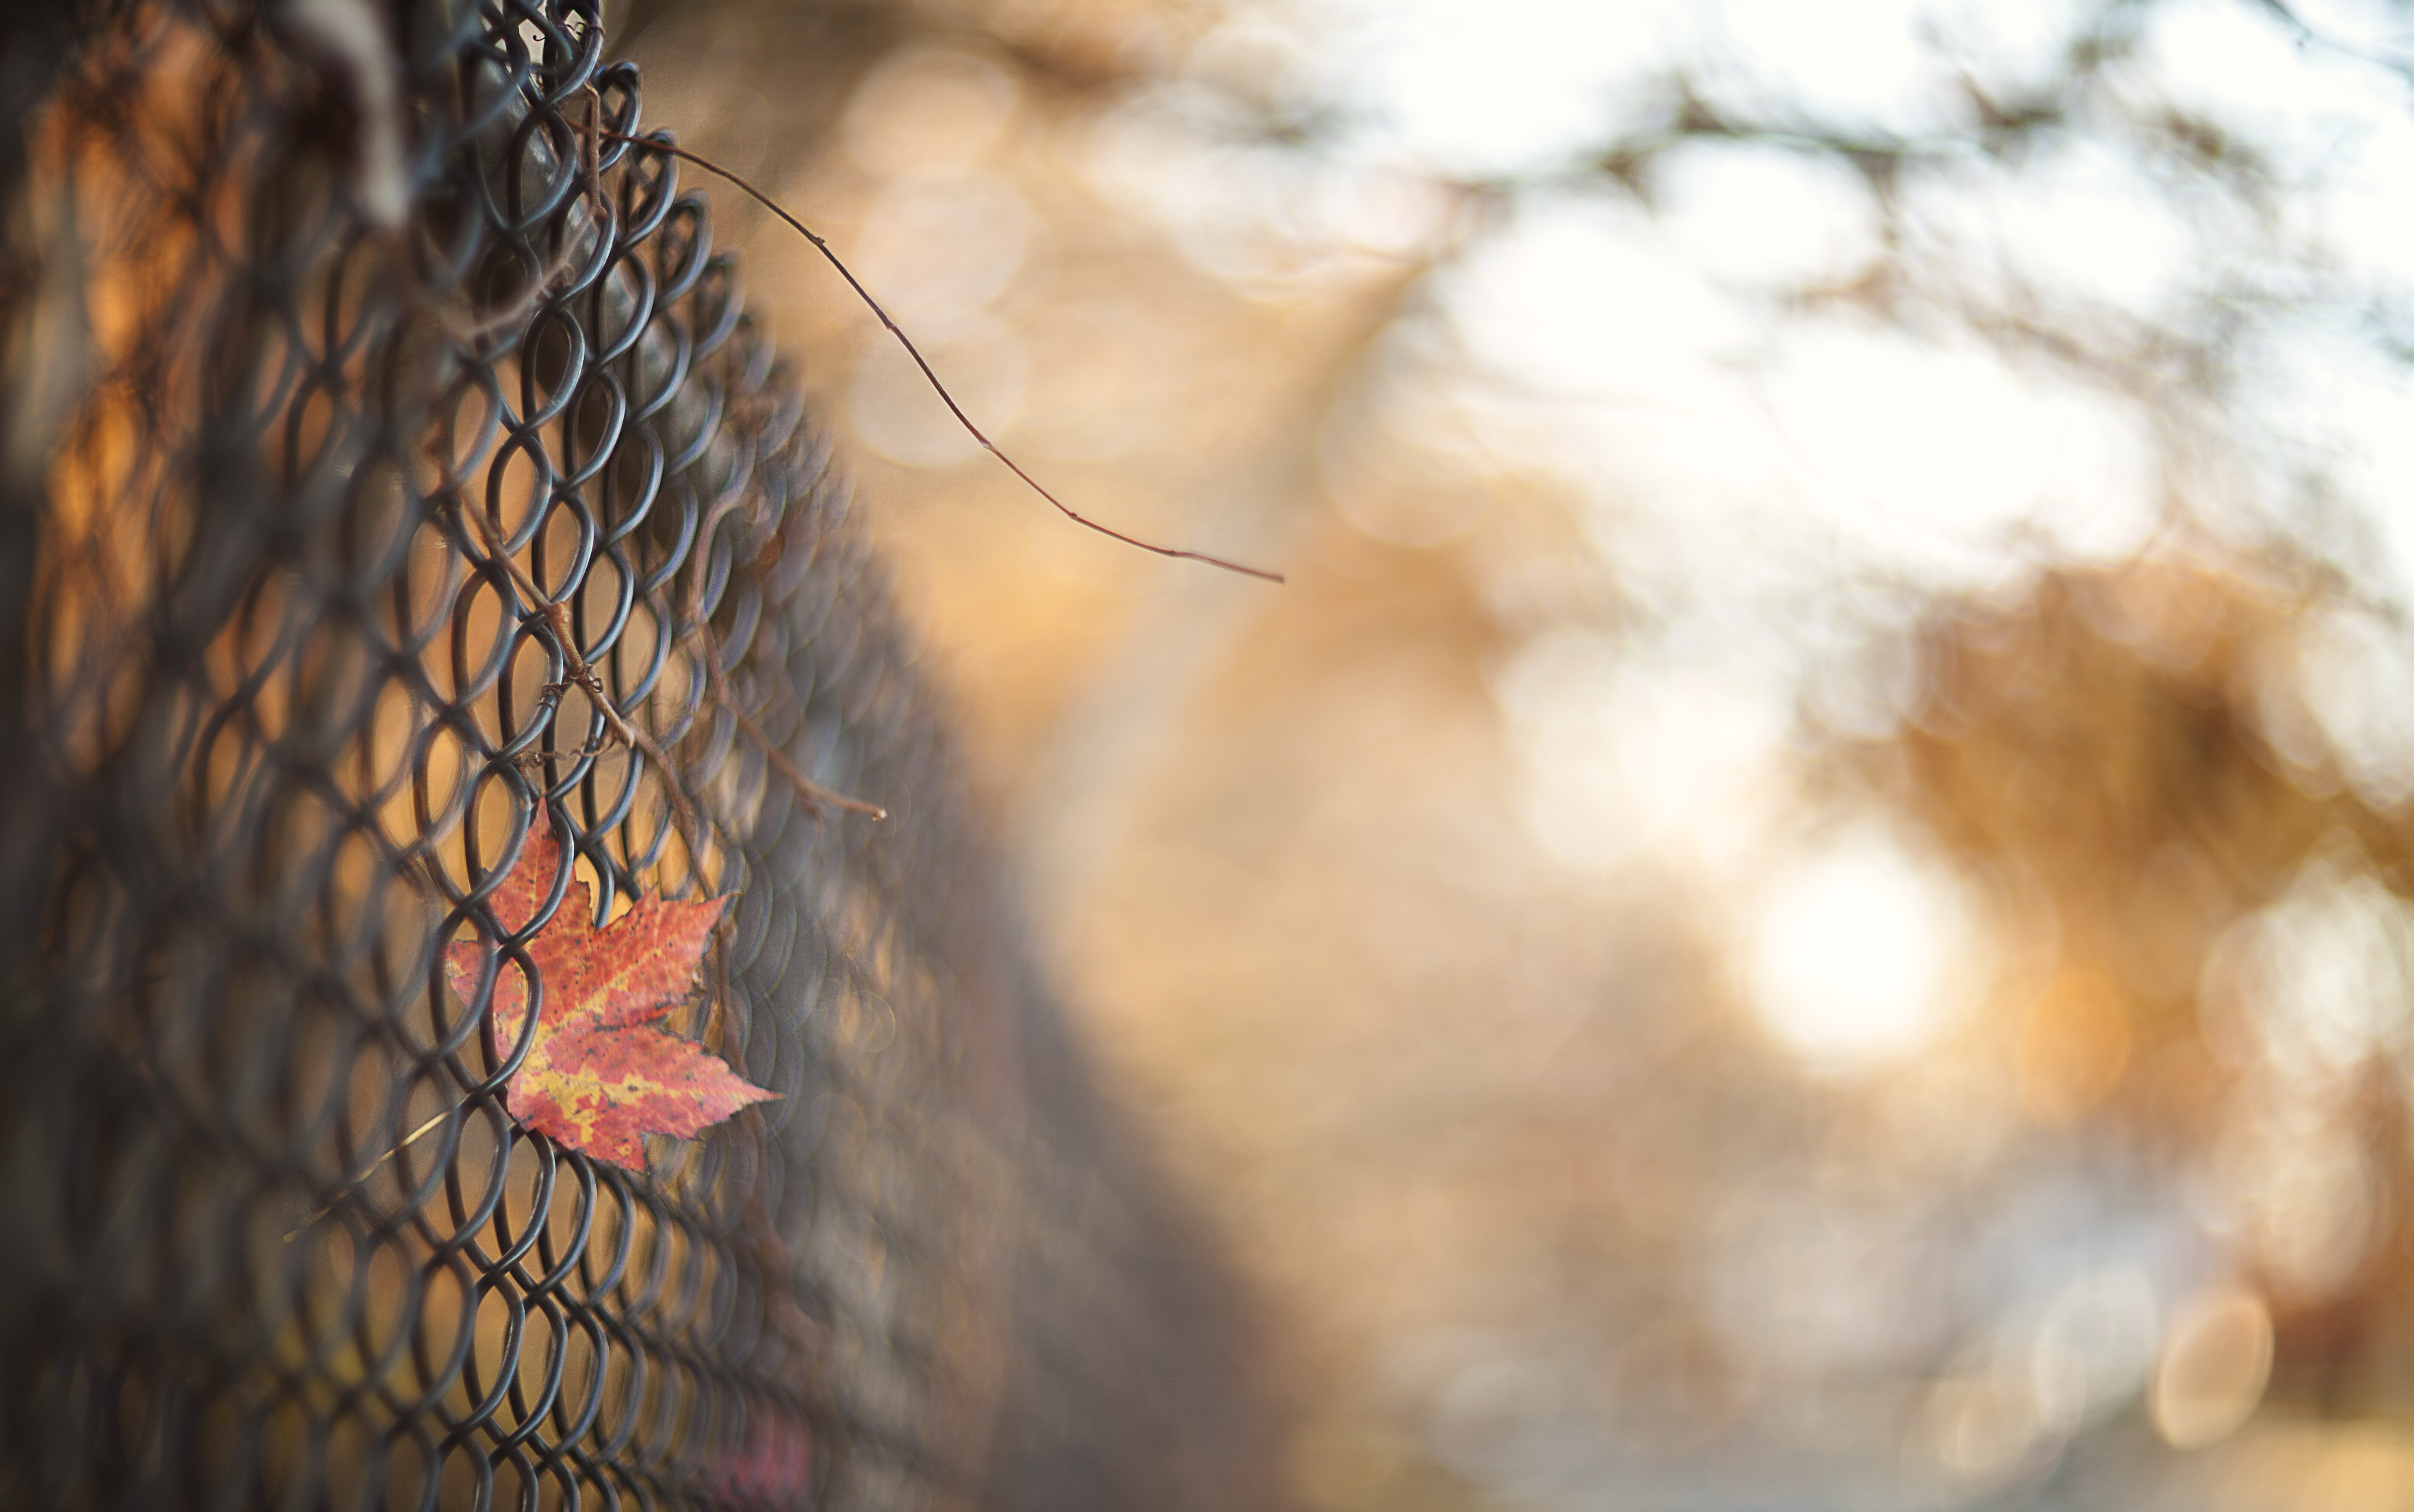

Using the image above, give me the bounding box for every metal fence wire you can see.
[0,2,1281,1508]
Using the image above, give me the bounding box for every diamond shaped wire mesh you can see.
[0,0,1120,1505]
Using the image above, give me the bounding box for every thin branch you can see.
[677,486,886,821]
[433,105,881,845]
[707,646,887,821]
[599,127,1286,585]
[446,488,711,861]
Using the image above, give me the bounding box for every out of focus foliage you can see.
[620,0,2414,1507]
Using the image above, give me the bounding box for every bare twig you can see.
[677,486,886,821]
[445,487,712,862]
[437,102,880,853]
[597,126,1285,585]
[706,647,887,821]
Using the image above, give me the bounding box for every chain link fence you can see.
[0,2,1282,1507]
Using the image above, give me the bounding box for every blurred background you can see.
[614,0,2414,1506]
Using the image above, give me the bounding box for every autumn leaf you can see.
[443,814,776,1171]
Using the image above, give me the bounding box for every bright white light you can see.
[1924,0,2095,98]
[1190,0,2414,629]
[2319,107,2414,289]
[1909,141,2194,312]
[1746,824,1981,1071]
[1447,196,1751,402]
[1444,203,2156,590]
[1761,323,2158,575]
[2240,325,2414,597]
[2142,0,2406,169]
[1656,143,1878,288]
[1690,0,1953,129]
[1319,0,1675,173]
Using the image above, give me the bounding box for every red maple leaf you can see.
[442,814,776,1171]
